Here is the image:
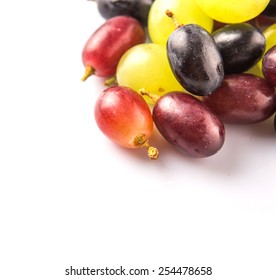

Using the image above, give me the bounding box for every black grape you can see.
[94,0,154,26]
[212,23,266,74]
[166,24,224,96]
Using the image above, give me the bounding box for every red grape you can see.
[262,45,276,86]
[202,74,276,124]
[81,16,146,81]
[94,86,159,159]
[152,91,225,158]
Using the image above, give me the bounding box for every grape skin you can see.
[81,16,146,80]
[166,24,224,96]
[196,0,270,23]
[94,86,159,159]
[116,43,184,104]
[262,45,276,86]
[153,92,225,158]
[212,23,266,74]
[148,0,213,45]
[202,74,276,124]
[258,23,276,70]
[95,0,154,26]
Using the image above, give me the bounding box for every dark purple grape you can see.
[94,0,154,26]
[166,24,224,96]
[202,74,276,124]
[212,23,266,74]
[262,45,276,86]
[261,0,276,18]
[152,92,225,158]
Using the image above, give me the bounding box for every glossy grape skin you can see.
[166,24,224,96]
[153,92,225,158]
[258,23,276,69]
[95,0,154,26]
[116,43,184,104]
[196,0,270,23]
[202,74,276,124]
[262,45,276,86]
[212,23,266,74]
[94,86,158,159]
[148,0,213,45]
[81,16,146,81]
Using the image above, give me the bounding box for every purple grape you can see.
[152,92,225,158]
[202,74,276,124]
[262,45,276,86]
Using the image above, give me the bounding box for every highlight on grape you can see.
[82,0,276,159]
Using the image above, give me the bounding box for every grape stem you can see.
[139,88,160,104]
[104,76,118,86]
[133,134,159,160]
[165,10,183,29]
[81,66,95,81]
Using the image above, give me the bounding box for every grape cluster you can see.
[82,0,276,159]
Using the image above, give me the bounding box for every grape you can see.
[93,0,154,26]
[258,23,276,69]
[212,23,266,74]
[262,45,276,86]
[261,0,276,18]
[202,74,276,124]
[264,23,276,52]
[246,64,264,78]
[116,43,184,104]
[94,86,159,159]
[196,0,270,23]
[81,16,146,81]
[152,91,225,158]
[148,0,213,45]
[166,23,224,96]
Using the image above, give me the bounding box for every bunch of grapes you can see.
[81,0,276,160]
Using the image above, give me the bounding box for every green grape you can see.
[246,64,264,78]
[116,43,184,104]
[196,0,270,23]
[263,23,276,53]
[148,0,213,45]
[257,23,276,70]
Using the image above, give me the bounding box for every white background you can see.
[0,1,276,280]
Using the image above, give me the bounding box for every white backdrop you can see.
[0,1,275,280]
